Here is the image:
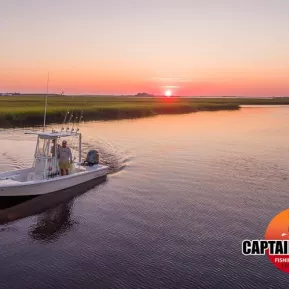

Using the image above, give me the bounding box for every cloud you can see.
[161,85,180,88]
[151,77,192,83]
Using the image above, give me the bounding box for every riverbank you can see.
[1,95,289,128]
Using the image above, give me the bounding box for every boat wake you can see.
[82,137,126,174]
[0,130,127,175]
[1,152,26,170]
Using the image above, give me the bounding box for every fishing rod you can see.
[61,110,69,131]
[76,109,83,132]
[67,112,74,131]
[66,95,75,131]
[70,113,82,162]
[43,72,50,132]
[71,115,78,132]
[59,92,70,131]
[62,109,70,131]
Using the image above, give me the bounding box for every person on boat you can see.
[51,139,60,157]
[58,140,73,176]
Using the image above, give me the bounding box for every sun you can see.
[165,89,172,97]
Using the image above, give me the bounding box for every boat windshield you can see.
[33,136,59,179]
[36,137,51,157]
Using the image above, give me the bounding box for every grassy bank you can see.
[0,95,288,128]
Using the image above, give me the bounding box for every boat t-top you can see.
[0,129,108,197]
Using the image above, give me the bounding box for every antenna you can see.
[43,72,50,132]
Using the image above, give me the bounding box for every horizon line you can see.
[0,92,287,98]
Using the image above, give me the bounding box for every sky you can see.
[1,0,289,96]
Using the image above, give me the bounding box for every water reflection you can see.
[28,201,77,243]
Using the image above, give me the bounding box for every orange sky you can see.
[1,0,289,96]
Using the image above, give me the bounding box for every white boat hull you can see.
[0,164,108,197]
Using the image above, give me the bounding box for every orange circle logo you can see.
[265,209,289,273]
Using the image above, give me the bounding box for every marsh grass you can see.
[1,95,288,127]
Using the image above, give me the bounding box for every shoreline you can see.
[1,95,289,128]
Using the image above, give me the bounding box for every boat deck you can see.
[0,179,21,186]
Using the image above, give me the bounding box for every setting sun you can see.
[165,89,172,97]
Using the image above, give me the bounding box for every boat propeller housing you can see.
[83,150,100,166]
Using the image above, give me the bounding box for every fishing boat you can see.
[0,130,109,196]
[0,75,108,197]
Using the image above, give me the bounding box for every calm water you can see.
[1,106,289,288]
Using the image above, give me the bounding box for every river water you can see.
[1,106,289,288]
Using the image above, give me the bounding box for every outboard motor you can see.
[83,150,99,166]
